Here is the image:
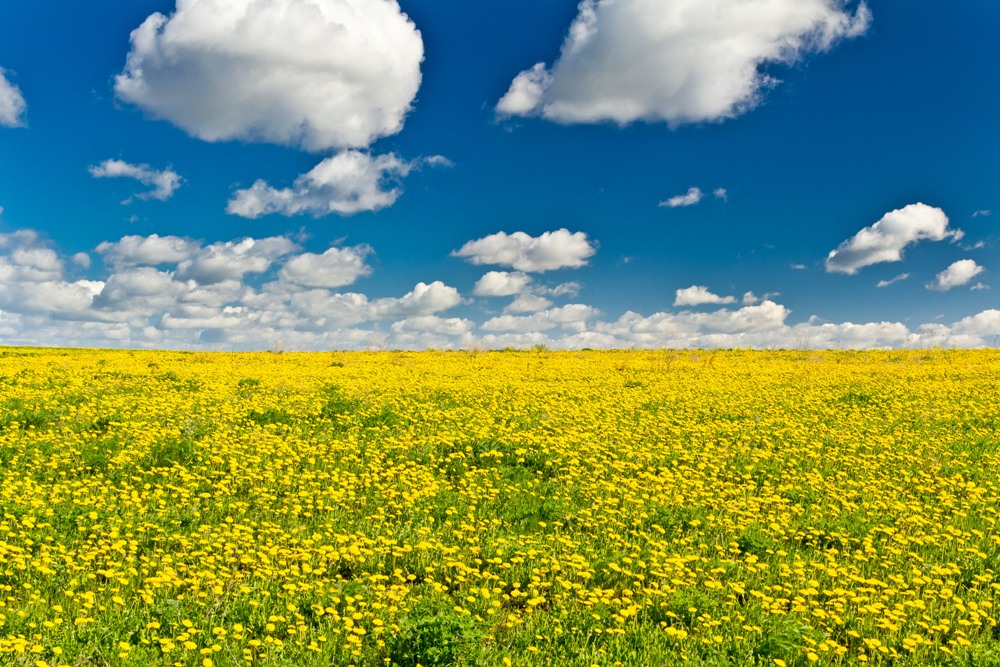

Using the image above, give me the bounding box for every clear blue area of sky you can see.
[0,1,996,333]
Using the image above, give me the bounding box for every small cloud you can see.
[876,272,910,288]
[71,252,92,269]
[659,187,703,208]
[422,155,454,168]
[972,209,991,218]
[504,293,553,314]
[790,263,807,270]
[473,271,533,297]
[0,67,27,127]
[277,245,373,289]
[674,285,736,307]
[546,282,581,298]
[453,229,596,273]
[742,291,759,305]
[713,188,728,201]
[971,282,990,291]
[227,151,416,218]
[826,203,961,274]
[97,234,201,266]
[926,259,985,292]
[89,159,183,202]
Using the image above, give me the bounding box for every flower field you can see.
[0,347,998,667]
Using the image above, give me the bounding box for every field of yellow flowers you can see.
[0,347,998,667]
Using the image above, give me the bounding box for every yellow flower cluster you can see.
[0,347,997,665]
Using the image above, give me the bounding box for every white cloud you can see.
[97,234,201,266]
[926,259,985,292]
[674,285,737,307]
[504,294,553,314]
[391,315,474,337]
[825,203,962,274]
[482,304,599,333]
[497,0,870,126]
[659,187,703,208]
[72,252,92,269]
[453,229,596,272]
[278,245,372,288]
[972,210,991,218]
[548,282,582,298]
[790,263,808,270]
[177,237,298,284]
[472,271,533,297]
[876,272,909,288]
[364,282,462,321]
[713,188,728,201]
[115,0,423,152]
[3,227,999,351]
[0,67,27,127]
[971,283,989,291]
[227,151,417,218]
[89,159,183,202]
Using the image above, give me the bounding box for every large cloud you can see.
[0,67,27,127]
[227,151,417,218]
[497,0,870,126]
[453,229,596,272]
[825,203,962,274]
[926,259,985,292]
[89,159,182,202]
[115,0,423,151]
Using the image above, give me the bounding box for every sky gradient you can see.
[0,0,997,350]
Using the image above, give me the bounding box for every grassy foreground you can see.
[0,347,998,666]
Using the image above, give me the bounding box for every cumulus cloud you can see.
[177,237,298,284]
[3,227,999,351]
[473,271,533,297]
[497,0,870,126]
[926,260,985,292]
[482,304,600,333]
[674,285,737,307]
[227,151,424,218]
[89,159,183,202]
[876,273,909,288]
[659,187,703,208]
[453,229,596,272]
[371,281,462,319]
[825,203,962,275]
[278,245,372,288]
[115,0,423,152]
[97,234,201,266]
[0,67,27,127]
[504,294,553,314]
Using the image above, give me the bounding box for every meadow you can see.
[0,347,997,667]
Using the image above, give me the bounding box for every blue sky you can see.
[0,0,996,350]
